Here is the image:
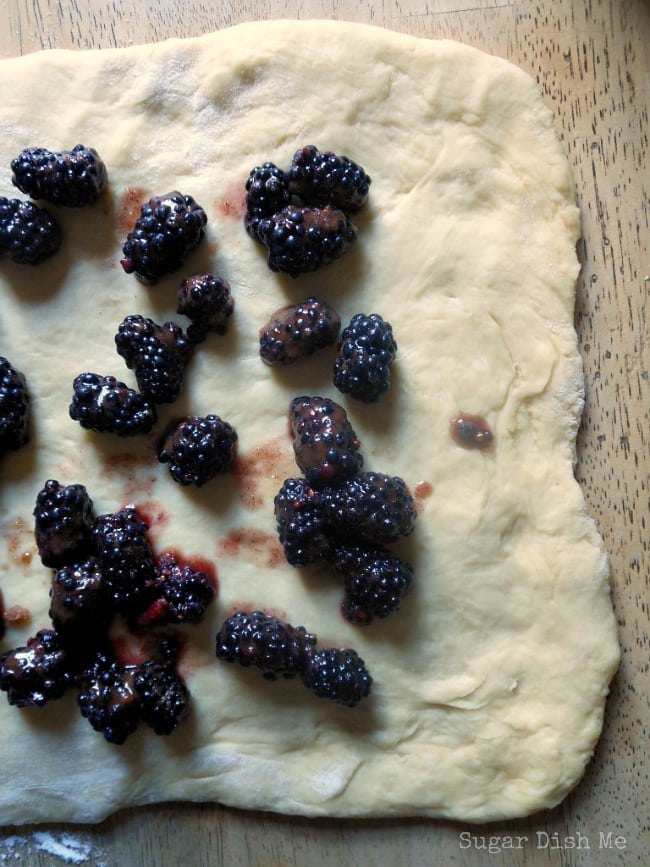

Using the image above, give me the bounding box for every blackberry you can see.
[274,477,332,566]
[120,191,207,284]
[177,273,234,342]
[158,414,238,487]
[69,372,157,436]
[0,196,61,264]
[92,508,157,613]
[11,144,108,207]
[33,479,95,568]
[261,205,356,277]
[333,543,413,624]
[300,647,372,707]
[244,162,291,241]
[49,556,112,637]
[323,472,416,545]
[0,356,30,456]
[215,610,316,681]
[288,145,371,212]
[77,652,140,744]
[333,313,397,403]
[0,629,72,707]
[137,552,215,625]
[289,395,363,488]
[133,661,190,735]
[259,297,341,366]
[115,314,192,404]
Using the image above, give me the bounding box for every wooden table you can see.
[0,1,647,864]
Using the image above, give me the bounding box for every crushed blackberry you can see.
[92,508,157,614]
[120,191,207,284]
[215,610,316,681]
[33,479,95,568]
[274,477,332,566]
[77,651,140,744]
[333,543,414,624]
[300,647,372,707]
[259,297,341,366]
[0,196,61,265]
[115,314,192,404]
[333,313,398,403]
[0,356,30,456]
[244,162,291,241]
[261,205,356,277]
[137,552,215,625]
[289,395,363,488]
[288,145,371,212]
[11,144,108,207]
[0,629,73,707]
[69,372,157,436]
[158,414,238,487]
[49,556,112,637]
[323,471,417,544]
[177,273,234,342]
[133,660,190,735]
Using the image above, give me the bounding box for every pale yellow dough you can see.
[0,20,619,824]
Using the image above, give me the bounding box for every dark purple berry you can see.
[69,372,157,436]
[333,313,397,403]
[288,145,371,212]
[0,356,30,456]
[0,629,73,707]
[289,395,363,488]
[76,651,140,744]
[177,273,234,342]
[33,479,94,568]
[274,478,332,566]
[137,552,215,625]
[133,660,190,735]
[11,144,107,207]
[333,543,413,624]
[0,196,61,264]
[92,508,157,613]
[244,162,291,241]
[49,556,112,636]
[323,472,416,545]
[259,297,340,366]
[300,647,372,707]
[158,414,238,487]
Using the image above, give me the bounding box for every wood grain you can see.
[0,1,648,865]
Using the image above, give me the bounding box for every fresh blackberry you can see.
[76,651,140,744]
[244,162,291,241]
[333,543,413,624]
[115,314,192,404]
[0,629,73,707]
[69,372,157,436]
[0,356,30,456]
[33,479,95,568]
[49,556,112,637]
[137,552,215,625]
[288,145,371,212]
[274,477,332,566]
[289,395,363,488]
[323,472,416,545]
[92,508,157,613]
[215,610,316,681]
[133,661,190,735]
[0,196,61,264]
[120,191,207,284]
[261,205,356,277]
[177,273,234,342]
[259,297,341,366]
[333,313,397,403]
[300,647,372,707]
[158,414,238,487]
[11,144,108,206]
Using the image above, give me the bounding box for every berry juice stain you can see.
[217,528,284,569]
[414,481,434,513]
[117,186,148,232]
[450,414,494,451]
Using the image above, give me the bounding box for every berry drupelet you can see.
[33,479,95,568]
[333,313,398,403]
[288,145,371,213]
[259,297,341,366]
[115,314,192,405]
[158,414,238,487]
[215,610,316,681]
[11,144,108,207]
[0,356,30,456]
[137,552,215,626]
[273,477,332,566]
[300,647,372,707]
[49,556,112,638]
[120,191,207,284]
[177,273,234,342]
[133,661,190,735]
[333,543,414,625]
[0,629,73,708]
[92,508,157,614]
[323,471,417,545]
[69,372,157,436]
[244,162,291,241]
[76,652,140,744]
[289,395,363,488]
[0,196,61,265]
